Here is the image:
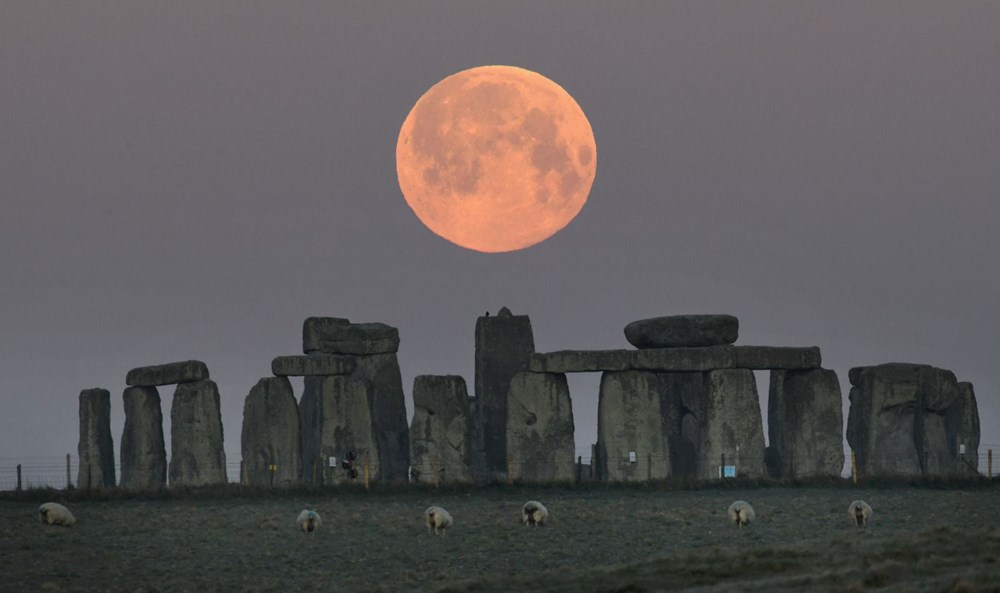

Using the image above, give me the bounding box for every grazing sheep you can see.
[425,505,453,535]
[727,500,755,529]
[848,500,872,528]
[38,503,76,527]
[521,501,548,527]
[296,509,321,534]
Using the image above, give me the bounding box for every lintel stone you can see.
[271,354,356,376]
[126,360,209,387]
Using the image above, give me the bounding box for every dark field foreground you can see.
[2,484,998,593]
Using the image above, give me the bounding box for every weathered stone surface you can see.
[632,346,736,372]
[596,371,671,482]
[475,307,535,478]
[300,375,379,485]
[506,372,576,483]
[409,375,474,484]
[766,369,844,479]
[169,380,227,487]
[126,360,209,387]
[624,314,739,348]
[733,346,821,370]
[528,350,632,373]
[656,372,707,478]
[696,369,766,479]
[947,382,981,474]
[847,363,963,478]
[241,377,301,487]
[350,353,410,482]
[302,317,400,355]
[120,386,166,490]
[271,354,356,376]
[77,388,115,489]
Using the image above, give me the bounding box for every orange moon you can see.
[396,65,597,253]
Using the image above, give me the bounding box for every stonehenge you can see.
[81,313,984,491]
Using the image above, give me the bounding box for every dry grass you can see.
[2,483,998,592]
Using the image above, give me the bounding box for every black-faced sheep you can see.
[38,503,76,527]
[848,500,872,528]
[425,505,453,535]
[521,501,548,527]
[296,509,321,534]
[727,500,755,529]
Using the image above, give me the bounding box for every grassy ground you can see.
[2,482,998,593]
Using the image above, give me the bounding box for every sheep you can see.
[727,500,755,529]
[521,501,548,527]
[425,505,453,535]
[848,500,872,528]
[296,509,321,534]
[38,503,76,527]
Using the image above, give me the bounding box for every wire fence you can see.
[4,446,996,491]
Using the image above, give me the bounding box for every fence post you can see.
[363,456,370,490]
[16,464,22,493]
[66,454,71,489]
[851,450,857,484]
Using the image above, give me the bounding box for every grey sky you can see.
[2,2,998,471]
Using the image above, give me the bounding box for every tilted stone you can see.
[120,386,166,491]
[475,309,535,479]
[271,354,356,376]
[733,346,821,370]
[300,375,380,485]
[77,388,115,489]
[409,375,474,484]
[696,369,766,479]
[528,350,632,373]
[350,353,410,482]
[632,346,736,372]
[126,360,209,387]
[169,380,227,487]
[596,371,671,482]
[302,317,400,355]
[624,314,739,348]
[947,382,980,475]
[506,372,576,483]
[241,377,301,487]
[766,369,844,479]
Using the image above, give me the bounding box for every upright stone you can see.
[947,382,980,475]
[624,314,739,349]
[409,375,474,484]
[120,386,166,490]
[656,372,707,478]
[506,372,576,483]
[475,307,535,478]
[350,353,410,482]
[300,375,379,485]
[596,371,671,482]
[766,369,844,479]
[241,377,301,487]
[696,369,766,479]
[77,388,115,489]
[126,360,209,387]
[169,380,227,487]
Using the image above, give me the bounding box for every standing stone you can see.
[766,369,844,479]
[506,372,576,483]
[409,375,474,484]
[656,372,706,478]
[624,314,739,349]
[300,375,379,485]
[596,371,671,482]
[169,380,227,487]
[696,369,766,479]
[475,307,535,479]
[299,376,325,483]
[120,386,166,490]
[241,377,301,487]
[77,388,115,489]
[350,353,410,482]
[947,382,980,475]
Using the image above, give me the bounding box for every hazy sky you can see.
[2,2,998,474]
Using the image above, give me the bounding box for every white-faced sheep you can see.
[727,500,755,529]
[848,500,872,528]
[38,503,76,527]
[425,505,453,535]
[521,501,548,527]
[296,509,321,534]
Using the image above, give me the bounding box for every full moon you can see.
[396,65,597,253]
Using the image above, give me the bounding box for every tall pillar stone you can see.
[597,371,671,482]
[120,386,166,490]
[241,377,301,487]
[169,380,227,487]
[947,382,980,475]
[656,372,706,478]
[475,306,535,479]
[300,375,379,485]
[77,388,115,489]
[409,375,474,484]
[766,369,844,479]
[696,369,766,479]
[350,353,409,483]
[506,372,575,483]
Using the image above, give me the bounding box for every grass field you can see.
[2,481,998,593]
